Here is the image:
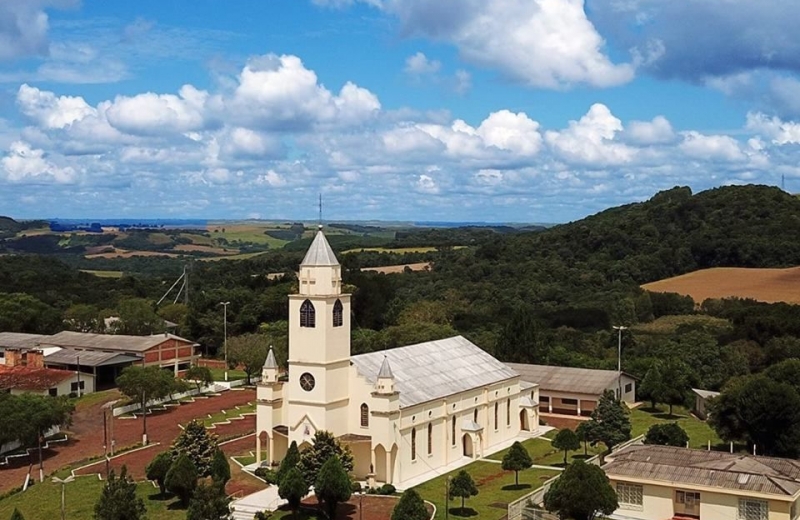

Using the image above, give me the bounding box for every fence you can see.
[507,434,645,520]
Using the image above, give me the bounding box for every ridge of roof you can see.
[301,228,339,267]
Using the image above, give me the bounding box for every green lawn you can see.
[232,454,256,467]
[414,461,558,520]
[208,367,249,382]
[0,476,184,520]
[202,402,256,427]
[630,405,721,449]
[487,437,603,467]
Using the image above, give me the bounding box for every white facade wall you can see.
[9,372,95,397]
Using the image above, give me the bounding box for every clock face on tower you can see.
[299,372,316,392]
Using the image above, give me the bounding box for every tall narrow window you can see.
[473,409,478,423]
[411,428,417,461]
[300,299,316,328]
[506,398,511,426]
[451,416,456,446]
[428,423,433,455]
[360,403,369,427]
[494,402,499,430]
[333,299,344,327]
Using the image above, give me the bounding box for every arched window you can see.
[300,299,315,328]
[506,398,511,426]
[411,428,417,461]
[473,409,478,424]
[494,402,499,430]
[451,416,456,446]
[333,299,343,327]
[360,403,369,427]
[428,423,433,455]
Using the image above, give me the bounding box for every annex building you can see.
[256,229,540,488]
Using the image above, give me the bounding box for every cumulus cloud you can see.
[626,116,675,145]
[415,173,439,194]
[679,132,746,162]
[106,85,211,136]
[385,0,634,88]
[1,141,76,183]
[746,113,800,145]
[545,104,634,165]
[405,52,440,75]
[0,0,62,61]
[17,84,95,129]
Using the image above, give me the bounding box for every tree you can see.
[638,361,664,409]
[171,419,219,476]
[551,429,581,465]
[63,303,100,332]
[657,359,692,416]
[0,393,74,450]
[298,431,354,487]
[543,460,618,520]
[448,470,478,514]
[276,441,301,485]
[501,441,532,485]
[645,423,689,447]
[314,456,352,519]
[278,467,308,516]
[575,421,589,456]
[210,449,231,484]
[94,466,147,520]
[584,390,631,453]
[184,366,214,393]
[116,365,175,415]
[165,453,199,507]
[10,509,24,520]
[495,306,550,364]
[186,481,231,520]
[391,488,428,520]
[0,292,61,334]
[145,451,172,496]
[226,333,270,385]
[117,298,163,335]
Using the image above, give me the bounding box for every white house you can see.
[255,228,540,488]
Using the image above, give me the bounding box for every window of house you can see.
[676,491,700,504]
[333,299,343,327]
[617,483,643,510]
[427,423,433,455]
[48,388,58,397]
[561,398,578,405]
[411,428,416,461]
[360,403,369,427]
[452,416,456,446]
[70,381,84,392]
[506,398,511,426]
[739,499,769,520]
[625,383,633,393]
[540,396,550,402]
[300,300,316,328]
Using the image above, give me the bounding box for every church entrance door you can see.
[462,434,473,458]
[520,410,529,431]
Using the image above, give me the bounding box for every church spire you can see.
[375,356,396,395]
[262,346,279,383]
[301,226,339,267]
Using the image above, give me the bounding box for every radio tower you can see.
[318,193,323,227]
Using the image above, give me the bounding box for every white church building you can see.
[256,228,540,487]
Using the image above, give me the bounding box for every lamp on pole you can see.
[219,301,230,382]
[612,325,628,399]
[52,475,75,520]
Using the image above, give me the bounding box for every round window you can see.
[300,372,316,392]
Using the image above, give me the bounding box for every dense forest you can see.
[3,184,800,402]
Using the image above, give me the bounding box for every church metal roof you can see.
[377,356,394,379]
[352,336,519,408]
[264,347,278,369]
[301,229,339,267]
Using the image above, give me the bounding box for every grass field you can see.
[361,262,431,274]
[208,368,249,381]
[631,314,732,335]
[207,224,290,248]
[487,436,603,467]
[642,266,800,304]
[79,269,124,278]
[199,251,271,262]
[201,402,256,427]
[630,405,721,449]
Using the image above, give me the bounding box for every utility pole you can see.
[142,389,148,446]
[220,301,231,381]
[76,355,81,397]
[613,325,628,399]
[38,428,44,482]
[103,408,109,478]
[52,475,74,520]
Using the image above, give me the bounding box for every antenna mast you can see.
[318,193,323,227]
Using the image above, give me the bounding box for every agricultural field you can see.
[360,262,431,274]
[631,314,732,335]
[642,266,800,305]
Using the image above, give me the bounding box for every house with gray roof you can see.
[603,444,800,520]
[506,363,637,417]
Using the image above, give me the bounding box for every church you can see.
[256,228,540,488]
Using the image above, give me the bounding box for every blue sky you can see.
[1,0,799,223]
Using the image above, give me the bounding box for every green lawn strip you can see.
[486,438,602,467]
[208,367,249,381]
[630,405,721,449]
[232,454,257,467]
[72,389,122,411]
[0,476,184,520]
[202,402,256,427]
[414,461,558,520]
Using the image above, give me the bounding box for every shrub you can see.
[378,483,396,495]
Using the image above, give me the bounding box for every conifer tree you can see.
[298,431,354,488]
[544,461,618,520]
[448,470,478,514]
[186,481,231,520]
[315,456,352,519]
[165,453,199,507]
[391,489,428,520]
[171,419,219,476]
[584,390,631,453]
[145,451,172,496]
[552,429,581,465]
[210,449,231,484]
[278,467,308,516]
[276,440,301,485]
[94,466,146,520]
[501,441,533,485]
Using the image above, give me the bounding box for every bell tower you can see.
[286,227,352,445]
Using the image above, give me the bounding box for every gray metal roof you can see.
[0,332,48,349]
[377,356,394,379]
[44,347,141,367]
[507,363,628,396]
[301,229,339,267]
[693,388,720,399]
[352,336,519,408]
[604,444,800,497]
[40,331,197,353]
[264,347,278,369]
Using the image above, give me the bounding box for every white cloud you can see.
[0,0,59,61]
[415,173,439,194]
[386,0,634,89]
[626,116,675,145]
[545,104,635,165]
[256,169,287,187]
[679,132,746,162]
[746,112,800,145]
[218,127,284,159]
[17,84,95,129]
[106,85,210,136]
[1,141,76,183]
[405,52,441,75]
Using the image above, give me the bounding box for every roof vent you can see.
[737,473,750,485]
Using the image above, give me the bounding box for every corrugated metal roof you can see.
[506,363,624,396]
[45,347,141,367]
[693,388,720,399]
[301,229,339,267]
[40,331,197,353]
[352,336,518,408]
[604,444,800,496]
[0,332,48,349]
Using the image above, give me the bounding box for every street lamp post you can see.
[219,301,230,381]
[52,475,75,520]
[613,325,628,399]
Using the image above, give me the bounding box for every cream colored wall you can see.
[611,480,673,520]
[12,372,95,397]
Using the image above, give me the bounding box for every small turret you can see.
[262,346,279,383]
[374,356,395,395]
